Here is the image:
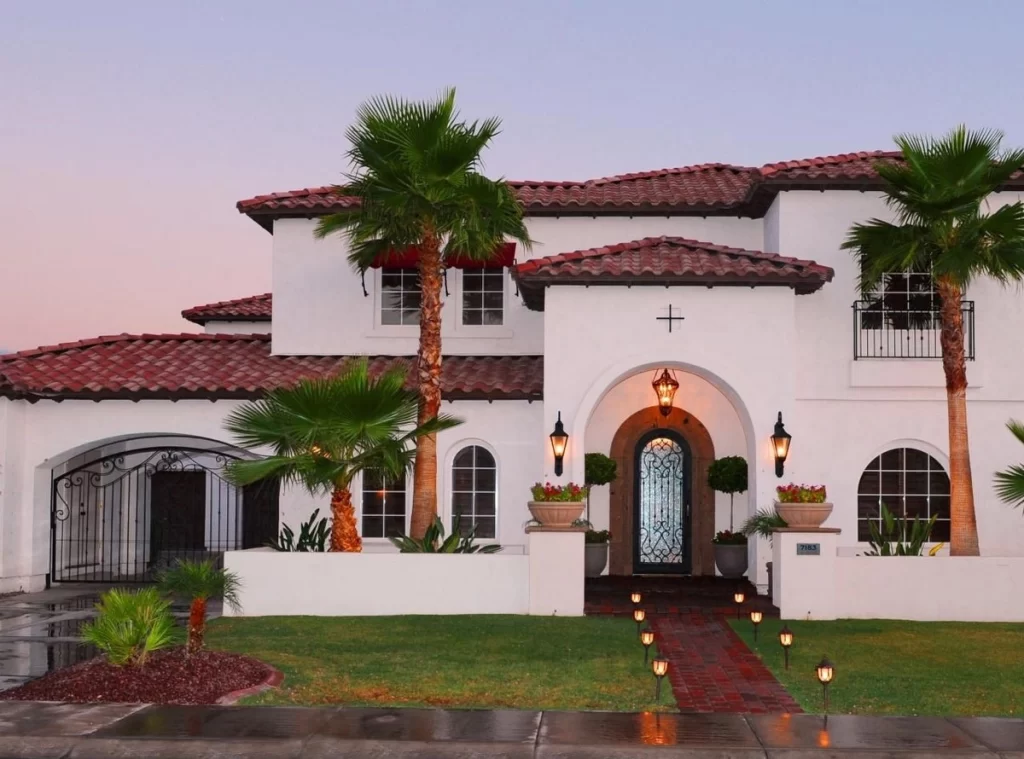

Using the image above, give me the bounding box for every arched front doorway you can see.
[609,406,716,575]
[633,429,692,573]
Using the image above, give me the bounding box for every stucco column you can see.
[772,527,840,620]
[528,526,585,615]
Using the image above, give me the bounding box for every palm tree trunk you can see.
[936,277,979,556]
[187,597,206,656]
[411,232,443,538]
[330,482,362,552]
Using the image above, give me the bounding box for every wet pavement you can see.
[0,703,1016,757]
[0,586,219,692]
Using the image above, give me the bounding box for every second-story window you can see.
[462,269,504,326]
[861,270,940,330]
[380,268,421,326]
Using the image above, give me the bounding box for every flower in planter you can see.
[776,484,827,503]
[530,481,590,502]
[712,529,748,545]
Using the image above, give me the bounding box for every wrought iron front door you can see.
[633,430,691,574]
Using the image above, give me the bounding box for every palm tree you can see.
[224,359,460,550]
[843,127,1024,555]
[995,420,1024,510]
[313,89,530,537]
[159,559,240,656]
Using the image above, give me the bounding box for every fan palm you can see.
[843,126,1024,555]
[313,89,530,537]
[224,359,461,550]
[159,559,240,656]
[994,420,1024,510]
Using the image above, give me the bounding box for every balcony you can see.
[852,300,975,360]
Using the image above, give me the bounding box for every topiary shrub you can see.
[584,452,618,523]
[708,456,748,531]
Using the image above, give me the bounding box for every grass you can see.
[730,618,1023,717]
[207,615,667,711]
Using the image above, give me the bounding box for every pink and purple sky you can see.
[4,0,1024,352]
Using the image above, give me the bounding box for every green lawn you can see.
[730,618,1023,717]
[208,615,668,711]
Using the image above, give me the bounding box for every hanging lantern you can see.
[651,369,680,417]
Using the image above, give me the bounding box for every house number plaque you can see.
[796,543,820,556]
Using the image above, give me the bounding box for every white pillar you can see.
[528,527,584,615]
[772,527,840,620]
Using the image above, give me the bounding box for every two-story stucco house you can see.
[2,150,1023,595]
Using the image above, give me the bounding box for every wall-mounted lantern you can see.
[651,369,680,417]
[771,412,792,478]
[549,412,569,476]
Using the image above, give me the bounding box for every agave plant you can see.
[270,509,330,552]
[159,560,241,655]
[390,516,502,554]
[81,588,176,666]
[865,504,938,556]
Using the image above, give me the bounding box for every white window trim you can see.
[854,441,951,546]
[369,267,432,337]
[452,269,514,338]
[356,469,412,543]
[444,439,500,543]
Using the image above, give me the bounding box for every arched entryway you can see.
[609,406,715,576]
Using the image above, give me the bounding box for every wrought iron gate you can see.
[50,446,279,584]
[633,430,691,574]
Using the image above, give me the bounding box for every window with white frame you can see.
[860,270,940,330]
[461,269,504,326]
[361,469,407,538]
[380,268,421,325]
[857,447,950,542]
[451,445,497,538]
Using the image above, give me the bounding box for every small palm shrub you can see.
[390,516,502,553]
[740,508,788,543]
[159,559,241,655]
[270,509,330,552]
[81,588,176,666]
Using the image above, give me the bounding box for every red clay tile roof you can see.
[237,150,1024,229]
[182,294,272,324]
[0,334,542,402]
[513,236,833,309]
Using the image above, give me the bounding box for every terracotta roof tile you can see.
[513,236,832,308]
[759,151,903,180]
[182,294,272,324]
[0,334,542,402]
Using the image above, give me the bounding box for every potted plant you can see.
[775,484,832,528]
[584,528,611,576]
[712,530,748,578]
[582,453,618,576]
[528,482,588,527]
[708,455,747,531]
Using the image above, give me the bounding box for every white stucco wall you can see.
[0,396,543,590]
[200,321,270,335]
[270,216,763,356]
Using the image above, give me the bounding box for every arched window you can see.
[857,447,950,542]
[451,445,497,538]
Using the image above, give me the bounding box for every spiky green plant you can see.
[270,509,330,552]
[389,516,502,554]
[994,419,1024,510]
[81,588,176,666]
[313,89,531,539]
[159,560,241,655]
[842,126,1024,556]
[740,508,787,543]
[865,504,938,556]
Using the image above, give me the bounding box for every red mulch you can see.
[0,648,273,705]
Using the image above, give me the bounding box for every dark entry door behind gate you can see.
[150,471,206,561]
[633,429,692,574]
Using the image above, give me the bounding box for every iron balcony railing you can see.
[852,300,975,360]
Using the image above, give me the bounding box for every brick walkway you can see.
[586,577,801,714]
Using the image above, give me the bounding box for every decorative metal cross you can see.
[656,305,685,333]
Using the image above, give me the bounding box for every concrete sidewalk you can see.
[0,701,1020,757]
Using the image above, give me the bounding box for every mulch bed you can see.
[0,648,273,705]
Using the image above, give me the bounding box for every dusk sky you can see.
[5,0,1024,351]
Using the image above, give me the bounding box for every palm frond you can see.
[995,420,1024,509]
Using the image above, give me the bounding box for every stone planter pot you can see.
[713,543,749,579]
[528,501,585,527]
[775,501,833,529]
[585,543,609,577]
